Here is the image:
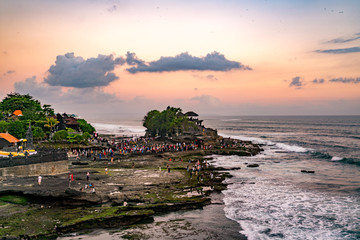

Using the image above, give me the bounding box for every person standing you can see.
[86,172,90,181]
[38,175,42,185]
[69,173,74,187]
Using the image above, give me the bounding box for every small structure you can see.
[13,110,23,116]
[25,123,34,149]
[0,133,20,149]
[56,113,80,132]
[64,116,80,131]
[185,111,199,117]
[8,110,23,120]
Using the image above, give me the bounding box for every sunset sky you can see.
[1,0,359,119]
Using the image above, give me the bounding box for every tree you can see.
[82,132,91,142]
[143,107,191,137]
[77,119,95,133]
[1,92,42,113]
[44,117,59,134]
[32,126,46,140]
[0,120,9,132]
[53,130,68,141]
[8,120,27,139]
[42,104,55,117]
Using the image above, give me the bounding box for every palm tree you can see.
[44,117,59,138]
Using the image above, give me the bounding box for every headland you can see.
[0,102,262,239]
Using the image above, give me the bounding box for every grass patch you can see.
[0,195,28,205]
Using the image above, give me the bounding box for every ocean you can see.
[70,115,360,240]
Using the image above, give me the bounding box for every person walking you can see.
[69,173,74,187]
[38,175,42,185]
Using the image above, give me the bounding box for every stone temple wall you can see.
[0,148,68,168]
[0,148,69,177]
[0,160,69,177]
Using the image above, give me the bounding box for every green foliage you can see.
[77,119,95,133]
[67,134,83,143]
[75,134,83,143]
[0,120,9,132]
[32,126,46,139]
[0,92,42,113]
[44,117,59,133]
[42,104,55,117]
[20,108,45,120]
[82,132,91,142]
[143,106,189,137]
[66,127,76,132]
[0,111,3,120]
[53,130,68,141]
[8,120,27,139]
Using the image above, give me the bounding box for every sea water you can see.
[88,116,360,240]
[204,115,360,240]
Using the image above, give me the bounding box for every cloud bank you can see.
[327,33,360,44]
[126,52,252,73]
[315,47,360,54]
[329,77,360,84]
[44,52,125,88]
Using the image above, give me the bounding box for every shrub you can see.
[53,130,68,141]
[32,126,46,140]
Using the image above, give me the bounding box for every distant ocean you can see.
[89,115,360,240]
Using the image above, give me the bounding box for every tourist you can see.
[68,173,74,187]
[86,172,90,181]
[105,167,108,175]
[38,175,42,185]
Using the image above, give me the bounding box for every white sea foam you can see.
[91,122,145,136]
[212,156,360,240]
[331,156,343,161]
[219,133,309,153]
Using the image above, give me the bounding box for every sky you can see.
[1,0,360,119]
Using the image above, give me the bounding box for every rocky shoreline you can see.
[0,138,262,239]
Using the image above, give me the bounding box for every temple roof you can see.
[12,110,23,116]
[0,133,20,143]
[185,111,199,117]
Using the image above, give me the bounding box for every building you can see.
[0,133,20,149]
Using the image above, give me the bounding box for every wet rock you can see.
[247,164,259,168]
[301,170,315,173]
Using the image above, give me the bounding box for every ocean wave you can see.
[223,180,360,240]
[311,151,360,166]
[219,133,309,153]
[338,157,360,166]
[91,122,145,136]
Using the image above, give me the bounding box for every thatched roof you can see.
[185,111,199,117]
